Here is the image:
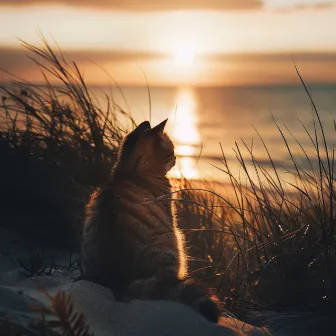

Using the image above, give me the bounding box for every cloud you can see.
[1,47,336,86]
[0,0,262,11]
[273,4,335,13]
[203,52,336,63]
[263,0,336,11]
[0,47,168,85]
[1,0,336,12]
[3,47,336,70]
[0,47,165,71]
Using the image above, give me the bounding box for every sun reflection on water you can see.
[168,88,201,179]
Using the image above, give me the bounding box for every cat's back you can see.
[82,172,173,256]
[81,175,146,290]
[81,172,176,293]
[84,173,172,231]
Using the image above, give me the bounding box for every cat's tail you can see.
[127,277,220,323]
[178,279,220,323]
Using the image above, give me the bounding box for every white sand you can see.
[0,227,268,335]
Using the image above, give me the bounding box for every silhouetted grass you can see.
[0,290,92,336]
[172,74,336,318]
[0,36,134,249]
[0,38,335,325]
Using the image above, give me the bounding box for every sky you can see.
[0,0,336,86]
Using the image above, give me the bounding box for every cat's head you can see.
[116,119,176,175]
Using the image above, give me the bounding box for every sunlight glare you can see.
[175,145,195,156]
[170,157,198,179]
[172,45,196,67]
[168,88,201,180]
[171,89,200,146]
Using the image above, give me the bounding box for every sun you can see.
[172,45,196,67]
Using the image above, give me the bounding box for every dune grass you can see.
[172,79,336,316]
[0,38,335,322]
[0,36,134,248]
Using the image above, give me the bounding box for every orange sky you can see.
[0,0,336,86]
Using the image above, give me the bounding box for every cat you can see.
[81,119,219,323]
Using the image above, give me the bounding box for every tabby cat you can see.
[81,119,219,323]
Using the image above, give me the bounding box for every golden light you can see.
[168,88,201,180]
[172,45,196,67]
[175,145,195,156]
[170,157,198,179]
[171,89,200,146]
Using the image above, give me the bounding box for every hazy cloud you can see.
[1,0,335,11]
[273,4,335,13]
[0,0,262,11]
[0,47,165,72]
[3,47,336,69]
[1,47,336,86]
[263,0,336,11]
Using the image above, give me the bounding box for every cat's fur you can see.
[81,119,219,323]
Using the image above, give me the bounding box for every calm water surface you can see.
[97,85,336,183]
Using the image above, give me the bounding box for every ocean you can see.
[96,84,335,184]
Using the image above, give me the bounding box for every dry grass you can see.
[172,77,336,316]
[0,37,335,322]
[0,36,134,249]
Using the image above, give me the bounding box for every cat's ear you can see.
[150,119,168,137]
[135,121,151,132]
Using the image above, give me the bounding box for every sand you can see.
[0,227,270,335]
